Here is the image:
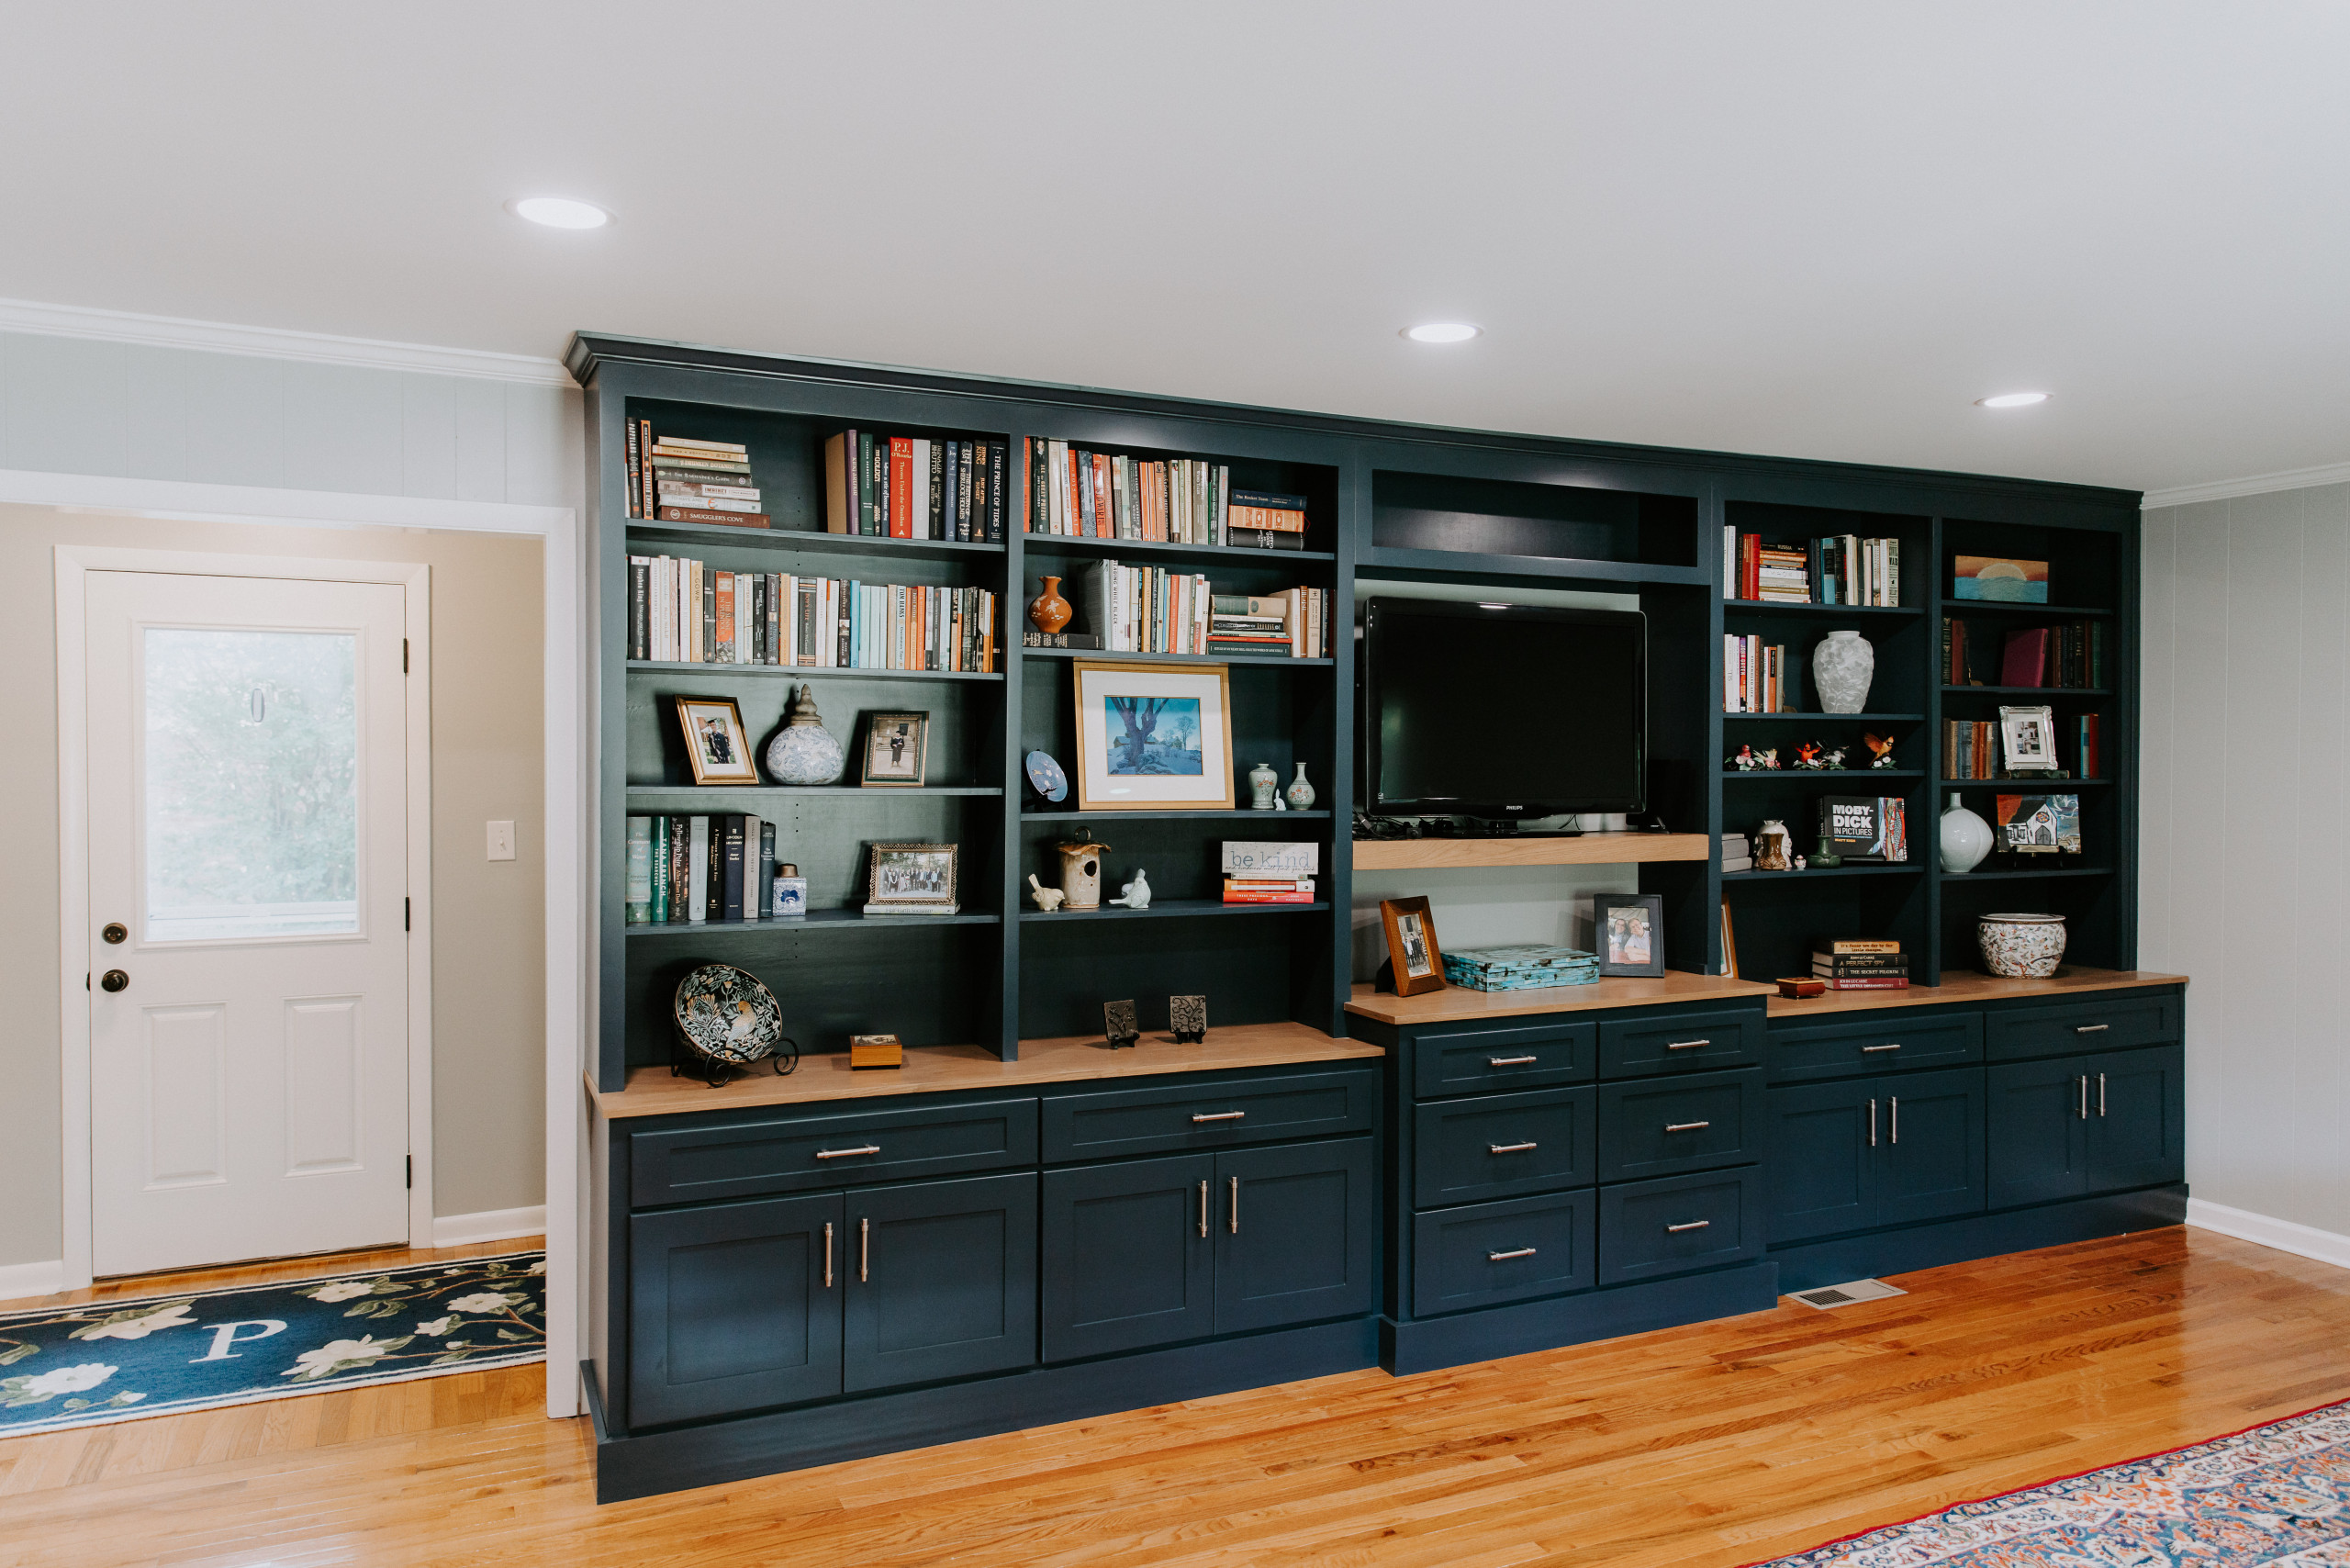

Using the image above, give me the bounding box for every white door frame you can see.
[58,547,434,1267]
[19,468,587,1422]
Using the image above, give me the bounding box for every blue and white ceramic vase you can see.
[764,684,845,786]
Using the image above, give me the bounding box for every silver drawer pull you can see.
[1192,1111,1246,1123]
[1487,1247,1538,1262]
[2075,1024,2109,1035]
[1489,1141,1539,1154]
[815,1145,880,1159]
[1665,1039,1712,1051]
[1663,1121,1711,1134]
[1666,1219,1712,1234]
[1488,1055,1539,1066]
[1861,1044,1903,1053]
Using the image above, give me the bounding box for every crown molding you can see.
[2141,459,2350,510]
[0,296,572,386]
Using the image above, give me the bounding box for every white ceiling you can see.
[9,3,2347,495]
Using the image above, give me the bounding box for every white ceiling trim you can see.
[2142,460,2350,510]
[0,295,572,386]
[0,466,571,535]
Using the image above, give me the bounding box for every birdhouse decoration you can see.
[1057,841,1111,911]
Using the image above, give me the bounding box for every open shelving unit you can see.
[576,336,2142,1089]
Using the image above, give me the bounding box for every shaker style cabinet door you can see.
[1040,1154,1214,1362]
[1213,1137,1376,1334]
[629,1192,845,1427]
[2084,1044,2186,1193]
[1986,1056,2091,1209]
[1874,1067,1986,1228]
[1765,1079,1876,1242]
[844,1172,1038,1394]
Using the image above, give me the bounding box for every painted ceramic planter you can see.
[1978,912,2067,978]
[1811,630,1875,713]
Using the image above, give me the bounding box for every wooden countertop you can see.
[1345,972,1776,1027]
[1764,966,2189,1018]
[1351,832,1712,870]
[587,1020,1383,1118]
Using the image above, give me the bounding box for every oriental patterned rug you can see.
[1752,1398,2350,1566]
[0,1251,544,1437]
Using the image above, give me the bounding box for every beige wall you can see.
[0,503,544,1269]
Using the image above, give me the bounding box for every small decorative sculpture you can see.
[1863,732,1898,769]
[1823,746,1847,770]
[1754,819,1793,872]
[1057,841,1110,910]
[1170,995,1207,1044]
[1793,741,1824,769]
[1110,868,1153,909]
[1729,745,1762,772]
[1103,999,1140,1049]
[1757,747,1781,770]
[1026,874,1065,913]
[1028,575,1073,634]
[764,684,846,786]
[1792,855,1807,870]
[1813,834,1843,868]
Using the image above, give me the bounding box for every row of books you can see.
[624,428,768,527]
[1819,796,1911,862]
[1813,939,1908,990]
[624,813,787,925]
[626,554,999,672]
[822,431,1006,542]
[1725,531,1903,606]
[1022,440,1309,549]
[1944,716,2101,779]
[1224,875,1316,903]
[1943,618,2109,689]
[1723,637,1795,712]
[1077,564,1329,657]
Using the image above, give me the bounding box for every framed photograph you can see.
[1998,704,2060,773]
[863,842,959,915]
[673,695,760,786]
[1379,896,1447,997]
[1595,893,1665,978]
[860,711,930,788]
[1720,900,1739,979]
[1070,660,1236,811]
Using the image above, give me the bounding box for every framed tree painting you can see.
[1070,660,1236,810]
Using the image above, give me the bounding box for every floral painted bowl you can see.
[1978,913,2066,978]
[674,962,786,1065]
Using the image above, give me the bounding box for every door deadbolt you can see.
[100,970,129,992]
[101,923,127,945]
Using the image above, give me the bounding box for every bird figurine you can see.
[1110,868,1153,910]
[1863,732,1898,768]
[1025,874,1065,913]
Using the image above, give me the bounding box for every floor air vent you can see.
[1789,1278,1908,1310]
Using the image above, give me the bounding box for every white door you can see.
[85,571,411,1276]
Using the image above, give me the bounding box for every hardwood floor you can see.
[2,1226,2344,1568]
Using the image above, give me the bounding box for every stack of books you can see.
[1226,489,1310,551]
[626,554,996,672]
[1725,531,1902,606]
[626,425,766,527]
[1222,841,1316,904]
[1223,872,1315,904]
[1812,940,1908,990]
[1209,589,1327,658]
[1722,636,1793,712]
[822,431,1003,542]
[1721,832,1753,874]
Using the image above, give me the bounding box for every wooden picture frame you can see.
[1070,659,1236,811]
[863,841,958,915]
[860,711,930,788]
[673,695,761,786]
[1719,900,1739,979]
[1595,892,1666,978]
[1379,896,1448,996]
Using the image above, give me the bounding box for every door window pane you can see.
[144,629,360,941]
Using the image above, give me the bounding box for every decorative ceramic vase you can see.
[1057,841,1109,910]
[1978,912,2067,978]
[1285,763,1315,810]
[764,684,845,785]
[1940,791,1993,874]
[1248,761,1279,811]
[1811,630,1875,714]
[1754,819,1792,871]
[1027,576,1073,635]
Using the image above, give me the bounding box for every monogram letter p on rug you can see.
[0,1252,545,1437]
[1753,1399,2350,1567]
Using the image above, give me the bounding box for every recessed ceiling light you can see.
[509,196,611,230]
[1404,322,1482,344]
[1975,391,2050,409]
[1477,601,1510,610]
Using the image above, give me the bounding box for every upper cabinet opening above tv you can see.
[1366,464,1702,586]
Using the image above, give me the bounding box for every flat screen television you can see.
[1360,600,1646,822]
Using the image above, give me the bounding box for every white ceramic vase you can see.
[1940,791,1993,873]
[1811,630,1874,713]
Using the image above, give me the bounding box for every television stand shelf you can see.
[1352,831,1712,870]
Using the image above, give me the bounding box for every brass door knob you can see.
[100,970,129,992]
[101,923,128,945]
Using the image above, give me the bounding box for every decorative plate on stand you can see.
[672,963,797,1085]
[1024,749,1069,803]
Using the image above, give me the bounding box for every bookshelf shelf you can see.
[1722,601,1922,618]
[1724,711,1925,722]
[1941,600,2115,618]
[1352,833,1713,871]
[1020,533,1337,566]
[625,909,1004,936]
[628,785,1004,798]
[1942,686,2111,698]
[1943,867,2113,880]
[1022,809,1333,822]
[625,519,1007,562]
[1938,778,2109,788]
[1018,899,1329,923]
[1019,645,1334,668]
[1723,769,1923,781]
[626,660,1004,683]
[1722,865,1925,880]
[1357,546,1710,589]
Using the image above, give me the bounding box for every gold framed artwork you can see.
[1379,896,1447,997]
[860,711,930,787]
[672,695,760,786]
[1070,659,1236,811]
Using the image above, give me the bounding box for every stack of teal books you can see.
[1442,945,1601,991]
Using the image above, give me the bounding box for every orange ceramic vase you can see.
[1028,575,1073,634]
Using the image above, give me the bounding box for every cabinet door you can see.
[1214,1137,1377,1334]
[1765,1080,1876,1242]
[844,1172,1037,1394]
[1040,1154,1214,1362]
[1986,1056,2089,1209]
[628,1192,844,1427]
[2087,1044,2186,1193]
[1876,1067,1987,1228]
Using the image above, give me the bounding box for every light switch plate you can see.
[487,821,516,861]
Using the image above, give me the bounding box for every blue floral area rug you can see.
[0,1251,544,1438]
[1753,1398,2350,1566]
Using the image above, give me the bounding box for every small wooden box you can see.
[1776,977,1827,1000]
[849,1033,903,1070]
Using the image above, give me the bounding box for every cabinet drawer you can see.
[1412,1190,1596,1316]
[1986,993,2180,1062]
[1598,1007,1762,1078]
[631,1098,1036,1208]
[1412,1020,1596,1100]
[1412,1086,1595,1208]
[1770,1014,1983,1082]
[1596,1068,1763,1182]
[1041,1070,1375,1163]
[1596,1168,1764,1286]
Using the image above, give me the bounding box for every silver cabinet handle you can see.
[1664,1121,1711,1134]
[1862,1044,1902,1053]
[1192,1111,1246,1123]
[1197,1180,1207,1238]
[816,1145,880,1159]
[1869,1098,1878,1148]
[2077,1075,2088,1120]
[1890,1096,1899,1145]
[2098,1072,2107,1116]
[1666,1220,1712,1233]
[1489,1141,1539,1154]
[1487,1247,1538,1261]
[1488,1055,1539,1066]
[822,1222,834,1289]
[2075,1024,2109,1035]
[858,1216,869,1283]
[1665,1039,1711,1051]
[1229,1175,1239,1235]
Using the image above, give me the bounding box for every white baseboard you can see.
[431,1206,547,1249]
[0,1258,72,1303]
[2187,1198,2350,1271]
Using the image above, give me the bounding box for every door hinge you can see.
[405,898,411,932]
[406,1155,413,1190]
[402,638,409,674]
